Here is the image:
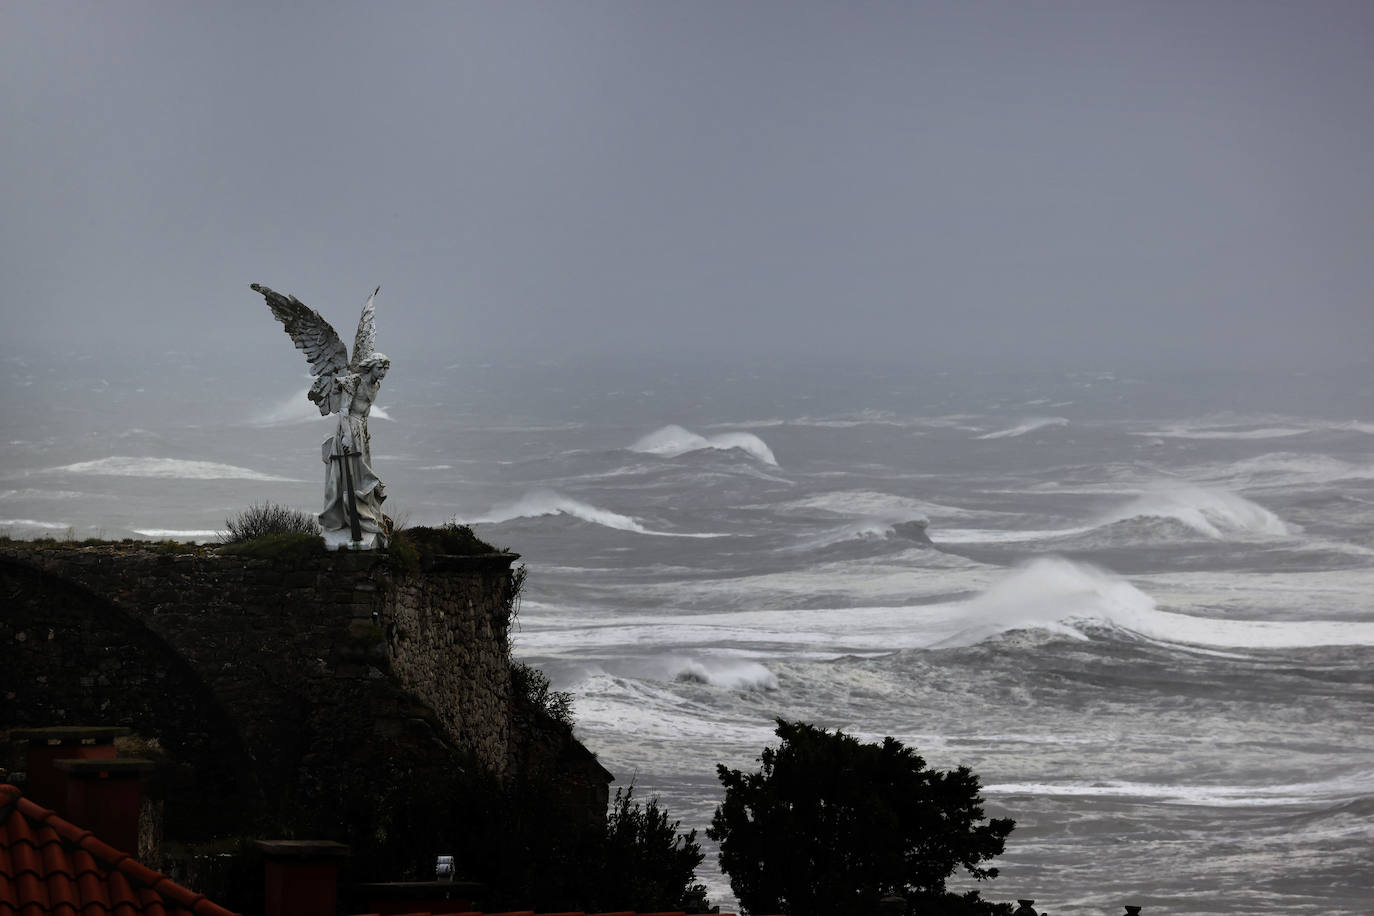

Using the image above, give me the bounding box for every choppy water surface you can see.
[4,355,1373,913]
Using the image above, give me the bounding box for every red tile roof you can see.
[0,785,239,916]
[350,911,747,916]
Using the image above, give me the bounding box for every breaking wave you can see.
[797,518,935,551]
[463,489,720,538]
[976,417,1068,439]
[630,425,777,465]
[50,457,300,481]
[673,659,779,691]
[1096,485,1291,539]
[939,486,1290,546]
[1200,453,1374,488]
[936,557,1374,649]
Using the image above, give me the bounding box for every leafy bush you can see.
[709,719,1015,916]
[221,502,320,543]
[511,660,575,727]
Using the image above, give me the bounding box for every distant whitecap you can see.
[51,457,299,481]
[463,488,721,538]
[630,424,777,465]
[976,417,1069,439]
[133,528,226,541]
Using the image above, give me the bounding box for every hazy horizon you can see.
[3,1,1373,374]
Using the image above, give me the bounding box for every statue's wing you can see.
[350,286,381,371]
[251,283,350,412]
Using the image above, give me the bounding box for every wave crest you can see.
[937,557,1156,647]
[463,489,719,538]
[630,425,777,465]
[673,659,779,691]
[1098,485,1291,539]
[936,557,1374,649]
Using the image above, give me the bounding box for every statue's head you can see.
[358,354,390,384]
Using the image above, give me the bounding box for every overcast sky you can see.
[3,1,1372,371]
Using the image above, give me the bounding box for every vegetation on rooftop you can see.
[398,521,500,555]
[0,532,204,553]
[215,531,325,563]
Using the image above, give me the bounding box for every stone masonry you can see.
[0,542,533,840]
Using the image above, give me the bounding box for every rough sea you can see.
[3,352,1372,914]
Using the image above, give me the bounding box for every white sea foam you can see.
[0,489,87,500]
[976,417,1069,439]
[779,490,971,519]
[936,526,1089,544]
[986,772,1374,807]
[50,457,300,481]
[1097,485,1291,539]
[1140,423,1310,440]
[630,425,777,465]
[463,489,720,538]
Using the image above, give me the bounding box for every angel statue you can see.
[252,283,391,549]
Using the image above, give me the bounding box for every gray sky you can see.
[3,0,1372,370]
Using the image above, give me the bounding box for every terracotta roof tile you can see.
[39,848,71,881]
[15,874,46,910]
[0,785,241,916]
[346,911,740,916]
[44,874,76,912]
[134,889,165,916]
[187,898,237,916]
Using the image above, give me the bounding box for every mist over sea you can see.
[4,352,1373,914]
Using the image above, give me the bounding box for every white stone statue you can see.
[252,283,391,549]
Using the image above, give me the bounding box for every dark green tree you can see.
[602,786,711,912]
[708,720,1015,916]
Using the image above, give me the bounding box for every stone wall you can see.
[0,542,536,841]
[385,555,516,770]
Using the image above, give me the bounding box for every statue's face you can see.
[362,355,390,384]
